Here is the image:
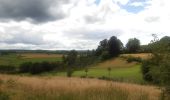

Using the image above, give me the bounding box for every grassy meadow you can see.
[0,53,62,67]
[0,74,160,100]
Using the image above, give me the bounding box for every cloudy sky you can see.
[0,0,170,50]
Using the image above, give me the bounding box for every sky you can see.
[0,0,170,50]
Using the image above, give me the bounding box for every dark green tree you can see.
[96,39,108,56]
[107,36,123,57]
[107,67,111,79]
[126,38,140,53]
[65,50,78,66]
[85,68,88,78]
[64,50,78,77]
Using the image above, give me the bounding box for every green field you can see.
[0,53,146,83]
[40,57,145,84]
[0,53,62,67]
[47,65,143,84]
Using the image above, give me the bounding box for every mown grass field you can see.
[0,74,160,100]
[42,56,147,83]
[0,53,62,67]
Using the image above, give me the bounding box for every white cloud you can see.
[0,0,170,50]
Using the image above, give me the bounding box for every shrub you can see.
[0,65,16,73]
[126,56,142,63]
[67,69,73,77]
[0,92,9,100]
[19,61,62,74]
[141,60,153,82]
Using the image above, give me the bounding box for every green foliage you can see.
[141,60,153,82]
[141,36,170,97]
[19,61,62,74]
[0,65,16,73]
[126,56,142,63]
[65,50,78,66]
[101,51,110,61]
[67,69,73,77]
[95,39,108,56]
[126,38,140,53]
[0,92,9,100]
[108,36,123,57]
[85,68,88,77]
[96,36,123,60]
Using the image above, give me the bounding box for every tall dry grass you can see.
[121,53,152,60]
[93,58,137,68]
[0,74,160,100]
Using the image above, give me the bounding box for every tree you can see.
[64,50,78,77]
[96,39,108,56]
[126,38,140,53]
[141,36,170,99]
[107,36,123,57]
[64,50,78,66]
[85,68,88,78]
[107,67,111,79]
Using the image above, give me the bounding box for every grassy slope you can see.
[45,57,144,83]
[55,53,150,83]
[0,74,160,100]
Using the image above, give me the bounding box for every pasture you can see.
[0,74,160,100]
[0,53,63,67]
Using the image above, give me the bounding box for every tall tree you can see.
[65,50,78,66]
[126,38,140,53]
[96,39,108,56]
[107,36,123,57]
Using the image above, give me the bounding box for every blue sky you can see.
[95,0,148,13]
[95,0,101,5]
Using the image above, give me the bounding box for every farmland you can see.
[0,53,163,100]
[0,53,62,67]
[0,53,147,83]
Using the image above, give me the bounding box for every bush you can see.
[0,92,9,100]
[67,69,73,77]
[126,56,142,63]
[141,60,153,82]
[19,62,62,74]
[0,65,16,73]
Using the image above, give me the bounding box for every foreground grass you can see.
[0,74,160,100]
